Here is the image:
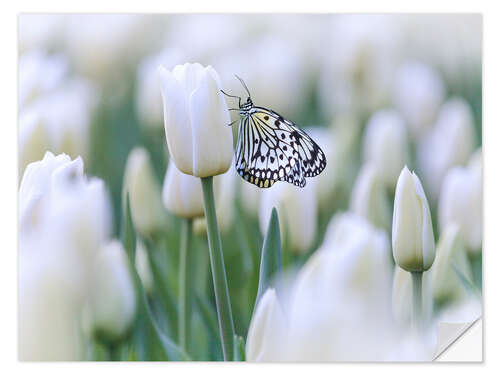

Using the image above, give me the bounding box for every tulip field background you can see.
[18,14,482,361]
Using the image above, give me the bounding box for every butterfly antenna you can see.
[234,74,252,99]
[220,89,241,101]
[227,118,239,127]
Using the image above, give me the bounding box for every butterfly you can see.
[222,75,326,188]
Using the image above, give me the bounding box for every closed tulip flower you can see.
[392,166,436,272]
[83,240,136,344]
[159,62,233,177]
[349,163,391,231]
[428,225,472,305]
[246,288,286,362]
[362,109,409,189]
[123,147,167,236]
[135,239,154,295]
[162,159,205,219]
[438,149,482,253]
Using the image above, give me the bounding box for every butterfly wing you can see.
[235,107,326,188]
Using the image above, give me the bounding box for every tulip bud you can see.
[259,181,317,254]
[392,166,436,272]
[159,62,233,177]
[392,61,445,139]
[84,240,136,344]
[246,288,286,362]
[135,239,154,295]
[162,159,205,219]
[417,98,477,201]
[438,150,482,253]
[349,163,391,231]
[123,147,167,236]
[362,109,409,189]
[429,225,473,305]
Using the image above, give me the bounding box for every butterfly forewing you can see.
[235,105,325,188]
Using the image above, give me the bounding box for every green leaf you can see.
[121,193,136,262]
[451,262,481,298]
[255,207,282,306]
[233,335,245,361]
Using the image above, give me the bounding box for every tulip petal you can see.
[158,66,194,175]
[189,70,232,177]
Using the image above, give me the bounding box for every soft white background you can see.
[1,0,497,373]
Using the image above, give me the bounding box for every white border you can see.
[3,1,498,373]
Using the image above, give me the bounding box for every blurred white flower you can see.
[83,240,136,343]
[18,14,67,53]
[18,110,51,178]
[349,163,391,231]
[159,63,233,177]
[135,239,154,295]
[255,213,434,361]
[65,15,152,82]
[123,147,167,236]
[392,61,445,140]
[239,178,262,219]
[19,152,84,234]
[21,77,98,163]
[259,181,317,254]
[19,152,113,360]
[215,35,308,118]
[318,15,401,117]
[136,47,185,129]
[392,167,436,272]
[391,266,433,326]
[319,212,393,303]
[362,109,409,189]
[429,224,473,306]
[246,288,286,362]
[18,50,68,109]
[162,159,205,219]
[19,238,85,360]
[417,98,477,201]
[438,149,482,253]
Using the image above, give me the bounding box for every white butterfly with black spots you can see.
[223,76,326,188]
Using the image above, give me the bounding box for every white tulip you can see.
[18,15,67,54]
[438,150,482,253]
[246,288,286,362]
[349,163,391,231]
[18,50,68,109]
[19,239,85,360]
[136,48,185,128]
[259,181,317,254]
[19,152,84,234]
[429,225,473,305]
[392,61,445,139]
[239,178,262,219]
[417,98,477,201]
[135,239,154,295]
[162,159,205,219]
[392,167,436,272]
[123,147,167,236]
[84,240,136,343]
[362,109,409,189]
[159,62,233,177]
[18,110,51,179]
[21,77,98,163]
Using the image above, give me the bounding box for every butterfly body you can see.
[226,78,326,189]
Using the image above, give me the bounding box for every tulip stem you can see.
[179,218,193,354]
[411,271,423,331]
[201,176,235,361]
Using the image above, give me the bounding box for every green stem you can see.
[107,344,120,361]
[178,218,193,354]
[201,176,235,361]
[411,271,423,332]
